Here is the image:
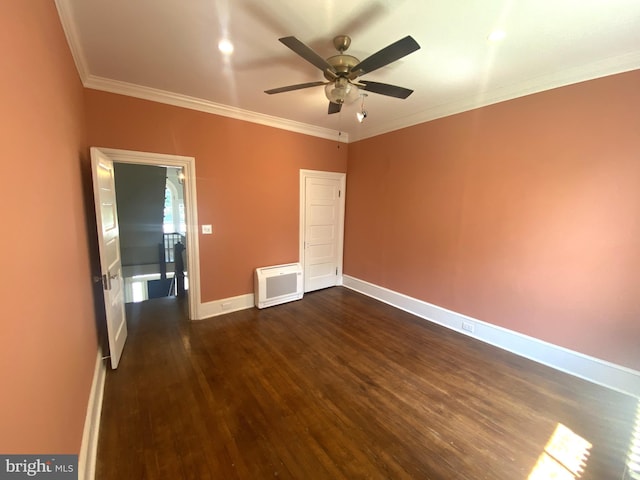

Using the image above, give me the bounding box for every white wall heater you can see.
[254,263,303,309]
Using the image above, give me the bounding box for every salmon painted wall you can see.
[84,91,348,302]
[0,2,97,453]
[345,70,640,371]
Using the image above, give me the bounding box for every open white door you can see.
[300,170,346,292]
[91,147,127,369]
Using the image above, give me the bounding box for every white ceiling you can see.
[56,0,640,142]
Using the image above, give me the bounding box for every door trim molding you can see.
[299,170,346,292]
[93,147,201,320]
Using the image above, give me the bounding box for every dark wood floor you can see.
[96,287,637,479]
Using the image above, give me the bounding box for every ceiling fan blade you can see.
[359,80,414,99]
[350,35,420,77]
[265,81,326,95]
[279,36,335,73]
[328,102,342,114]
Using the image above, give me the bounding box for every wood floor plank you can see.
[95,288,637,479]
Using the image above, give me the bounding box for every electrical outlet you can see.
[462,321,475,333]
[202,224,212,234]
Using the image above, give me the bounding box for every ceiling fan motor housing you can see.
[324,54,360,81]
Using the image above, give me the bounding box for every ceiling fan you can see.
[265,34,420,114]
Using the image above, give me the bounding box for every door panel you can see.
[309,225,335,240]
[91,147,128,369]
[308,243,334,259]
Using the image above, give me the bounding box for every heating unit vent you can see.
[254,263,303,309]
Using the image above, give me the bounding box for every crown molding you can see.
[83,75,348,143]
[55,0,637,145]
[55,0,89,83]
[351,52,640,142]
[54,0,345,142]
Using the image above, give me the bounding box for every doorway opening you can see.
[94,148,200,321]
[115,164,189,304]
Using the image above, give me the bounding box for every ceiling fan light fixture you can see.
[357,93,368,123]
[325,77,352,104]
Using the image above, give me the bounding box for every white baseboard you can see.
[78,348,106,480]
[197,293,255,319]
[343,275,640,398]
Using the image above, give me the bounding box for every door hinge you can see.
[338,190,341,198]
[336,267,338,275]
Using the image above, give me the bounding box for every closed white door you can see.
[301,172,345,292]
[91,147,128,369]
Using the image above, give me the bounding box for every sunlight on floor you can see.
[528,423,592,479]
[626,401,640,480]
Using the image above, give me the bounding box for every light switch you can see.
[202,224,213,234]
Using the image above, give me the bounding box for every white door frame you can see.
[299,169,346,289]
[94,147,201,320]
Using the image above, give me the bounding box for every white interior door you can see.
[301,171,346,292]
[91,147,128,369]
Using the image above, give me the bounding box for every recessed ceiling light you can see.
[218,38,234,55]
[488,30,506,42]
